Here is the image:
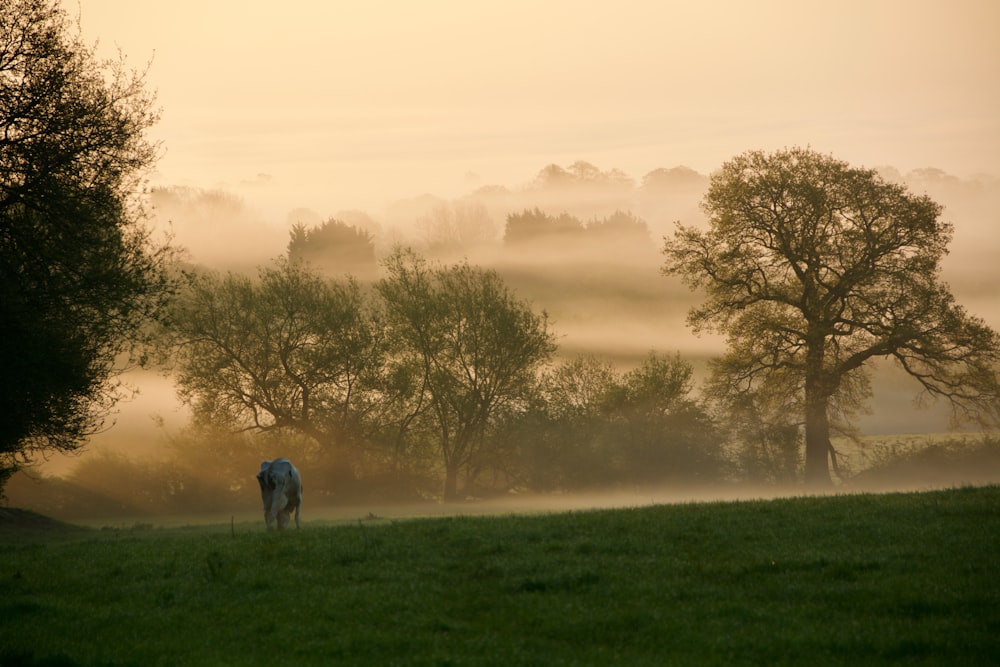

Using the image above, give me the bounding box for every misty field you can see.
[3,487,999,666]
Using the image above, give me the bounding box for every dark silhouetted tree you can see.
[585,210,651,242]
[287,218,377,279]
[504,208,584,245]
[0,0,174,492]
[663,147,1000,485]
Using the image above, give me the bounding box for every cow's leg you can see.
[260,485,275,530]
[270,487,287,530]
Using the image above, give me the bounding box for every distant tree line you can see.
[287,218,377,279]
[279,207,658,279]
[504,208,650,246]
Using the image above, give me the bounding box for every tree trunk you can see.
[803,340,833,487]
[443,465,459,502]
[804,396,833,486]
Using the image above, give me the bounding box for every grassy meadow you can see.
[2,486,999,666]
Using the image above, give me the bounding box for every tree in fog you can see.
[415,201,497,253]
[0,0,174,491]
[663,147,1000,485]
[165,261,387,495]
[504,208,584,245]
[533,161,634,193]
[287,218,377,279]
[639,166,707,194]
[532,164,576,190]
[585,210,651,243]
[519,356,619,490]
[510,353,724,489]
[722,391,801,485]
[377,248,556,500]
[604,353,725,485]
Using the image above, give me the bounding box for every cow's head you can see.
[257,460,275,491]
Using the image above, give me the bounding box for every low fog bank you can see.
[153,161,1000,324]
[143,159,1000,419]
[304,474,1000,526]
[10,476,1000,529]
[8,433,999,525]
[149,161,999,362]
[148,161,710,274]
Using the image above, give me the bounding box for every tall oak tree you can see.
[662,148,999,485]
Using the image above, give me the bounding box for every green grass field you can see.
[2,486,998,666]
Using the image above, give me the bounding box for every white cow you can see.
[256,458,302,530]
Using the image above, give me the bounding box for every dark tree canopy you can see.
[585,210,651,242]
[663,147,1000,485]
[503,208,651,248]
[504,208,584,244]
[0,0,173,489]
[287,218,376,279]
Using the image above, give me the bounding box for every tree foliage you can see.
[585,209,651,242]
[639,166,707,193]
[377,248,557,500]
[498,353,726,491]
[504,207,585,244]
[166,260,389,496]
[662,147,1000,485]
[165,250,558,501]
[0,0,173,490]
[287,218,376,279]
[503,208,651,247]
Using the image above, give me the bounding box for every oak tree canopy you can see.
[662,147,1000,485]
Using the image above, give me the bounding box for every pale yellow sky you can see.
[80,0,999,212]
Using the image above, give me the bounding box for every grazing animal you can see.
[256,458,302,530]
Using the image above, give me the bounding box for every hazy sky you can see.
[79,0,1000,215]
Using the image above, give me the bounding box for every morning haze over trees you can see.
[4,1,1000,514]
